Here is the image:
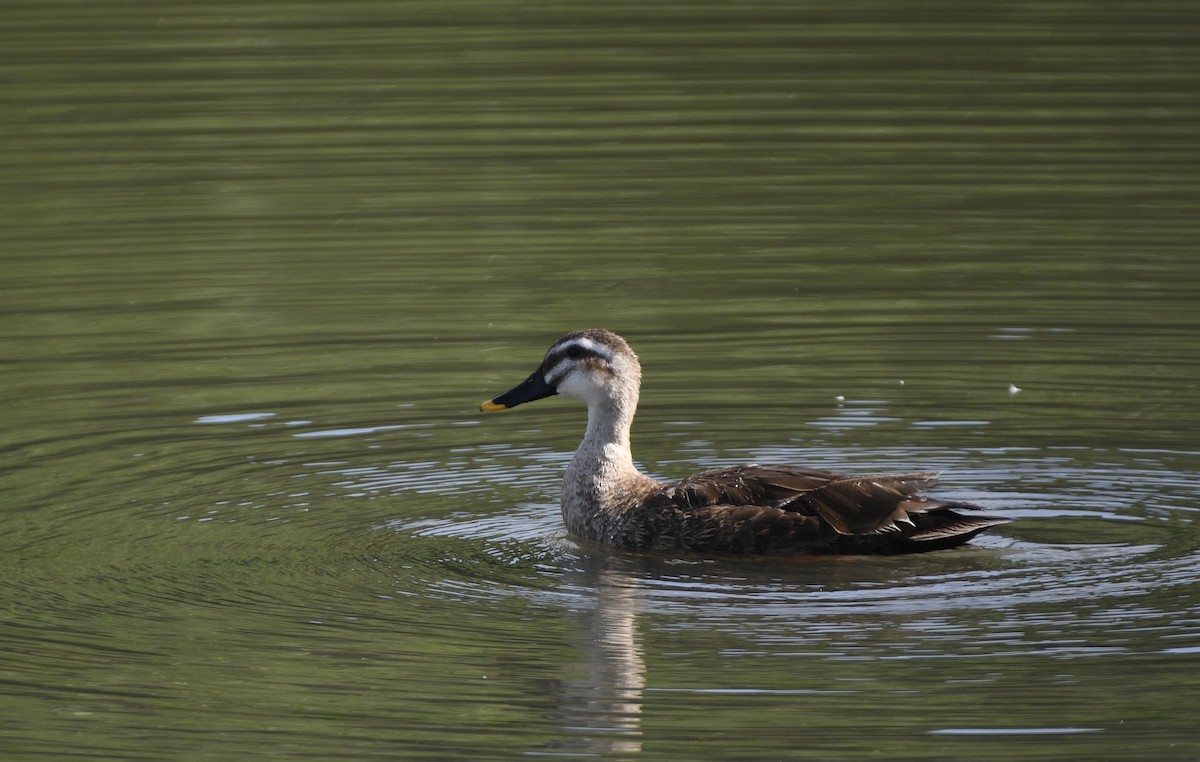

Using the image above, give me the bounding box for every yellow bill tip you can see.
[479,399,508,412]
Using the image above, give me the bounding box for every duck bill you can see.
[480,371,557,411]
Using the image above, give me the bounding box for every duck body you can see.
[482,329,1010,556]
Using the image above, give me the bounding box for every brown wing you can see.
[637,465,1008,555]
[782,472,942,534]
[645,464,861,510]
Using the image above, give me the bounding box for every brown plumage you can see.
[481,329,1010,556]
[631,466,1008,554]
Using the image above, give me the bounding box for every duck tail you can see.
[885,501,1012,554]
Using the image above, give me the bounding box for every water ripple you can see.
[313,441,1200,667]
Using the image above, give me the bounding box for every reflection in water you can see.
[557,555,646,755]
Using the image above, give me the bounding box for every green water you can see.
[3,1,1200,759]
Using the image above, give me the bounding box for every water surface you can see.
[3,1,1200,759]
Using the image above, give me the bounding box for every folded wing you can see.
[639,465,1009,554]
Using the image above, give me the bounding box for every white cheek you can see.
[556,372,597,403]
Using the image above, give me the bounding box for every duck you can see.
[480,329,1010,555]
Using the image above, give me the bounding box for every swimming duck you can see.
[480,329,1010,555]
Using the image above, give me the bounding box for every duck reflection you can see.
[554,551,646,754]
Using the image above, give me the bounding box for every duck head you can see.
[480,329,640,412]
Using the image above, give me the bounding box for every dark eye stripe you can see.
[541,337,613,385]
[545,338,611,366]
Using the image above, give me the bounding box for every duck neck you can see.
[573,397,638,477]
[562,390,659,534]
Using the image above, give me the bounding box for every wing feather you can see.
[636,465,1007,554]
